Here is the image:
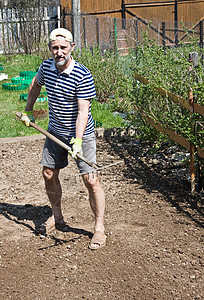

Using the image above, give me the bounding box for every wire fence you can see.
[79,16,203,50]
[0,4,203,55]
[0,5,59,54]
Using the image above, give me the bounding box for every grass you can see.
[0,54,126,138]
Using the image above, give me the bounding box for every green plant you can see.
[73,47,134,112]
[130,35,204,149]
[0,54,125,138]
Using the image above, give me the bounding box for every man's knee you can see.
[42,167,59,181]
[83,173,99,190]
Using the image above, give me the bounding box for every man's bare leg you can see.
[42,167,65,227]
[82,173,106,249]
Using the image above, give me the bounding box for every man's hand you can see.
[21,111,35,126]
[70,137,83,158]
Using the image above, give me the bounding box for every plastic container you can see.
[11,77,33,85]
[2,83,29,90]
[36,97,48,103]
[20,93,28,101]
[20,92,47,102]
[94,120,103,128]
[0,73,8,81]
[19,71,37,79]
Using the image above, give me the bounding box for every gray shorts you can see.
[41,132,96,173]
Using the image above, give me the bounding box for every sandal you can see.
[35,217,66,235]
[89,231,106,250]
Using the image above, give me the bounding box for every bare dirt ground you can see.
[0,132,203,300]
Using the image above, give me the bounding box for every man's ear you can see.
[71,42,76,51]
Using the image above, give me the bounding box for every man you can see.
[21,28,106,250]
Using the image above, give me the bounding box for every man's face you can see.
[49,38,74,67]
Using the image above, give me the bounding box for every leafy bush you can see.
[72,40,203,150]
[131,38,204,149]
[73,47,134,112]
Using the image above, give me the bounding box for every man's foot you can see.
[35,216,66,235]
[89,231,106,250]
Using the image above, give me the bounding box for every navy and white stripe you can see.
[37,58,95,138]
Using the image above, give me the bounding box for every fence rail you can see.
[0,4,203,55]
[134,71,204,193]
[0,5,60,54]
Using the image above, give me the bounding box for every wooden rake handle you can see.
[15,112,98,169]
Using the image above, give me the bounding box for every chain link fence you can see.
[0,2,203,55]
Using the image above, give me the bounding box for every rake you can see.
[16,112,123,174]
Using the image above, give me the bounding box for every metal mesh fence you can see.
[70,15,203,52]
[0,6,203,55]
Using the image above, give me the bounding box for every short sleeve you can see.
[37,64,44,86]
[76,72,96,100]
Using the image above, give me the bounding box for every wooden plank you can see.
[137,107,204,159]
[135,72,204,116]
[60,0,204,24]
[194,103,204,116]
[125,2,175,8]
[125,1,203,9]
[83,9,122,15]
[179,17,204,42]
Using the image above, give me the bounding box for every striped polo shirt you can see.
[37,57,96,138]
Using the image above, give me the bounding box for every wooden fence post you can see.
[188,52,199,195]
[162,21,166,51]
[62,7,66,28]
[200,20,203,65]
[135,18,139,47]
[96,18,99,47]
[188,85,196,195]
[114,18,118,55]
[174,0,178,47]
[72,0,81,51]
[121,0,126,30]
[83,17,86,47]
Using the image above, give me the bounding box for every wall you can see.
[60,0,204,24]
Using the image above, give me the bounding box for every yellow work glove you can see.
[70,137,83,158]
[21,111,35,126]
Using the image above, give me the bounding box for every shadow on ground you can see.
[104,133,204,228]
[0,202,93,238]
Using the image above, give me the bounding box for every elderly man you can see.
[21,28,106,250]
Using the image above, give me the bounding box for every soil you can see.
[0,132,203,300]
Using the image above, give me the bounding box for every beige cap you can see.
[49,28,73,43]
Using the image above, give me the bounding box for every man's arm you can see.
[75,99,90,139]
[70,99,90,158]
[25,74,42,111]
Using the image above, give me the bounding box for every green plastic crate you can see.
[19,71,37,79]
[20,92,48,102]
[36,97,48,103]
[2,83,29,91]
[11,77,33,85]
[20,93,28,101]
[93,120,103,128]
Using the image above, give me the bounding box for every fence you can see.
[0,3,203,55]
[0,5,60,54]
[62,11,204,52]
[134,71,204,194]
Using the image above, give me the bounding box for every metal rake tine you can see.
[75,160,124,176]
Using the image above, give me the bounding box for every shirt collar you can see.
[50,56,75,74]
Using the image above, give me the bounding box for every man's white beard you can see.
[54,53,70,66]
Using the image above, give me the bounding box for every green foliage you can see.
[131,37,204,148]
[73,47,134,112]
[0,37,203,153]
[0,54,125,138]
[72,40,203,150]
